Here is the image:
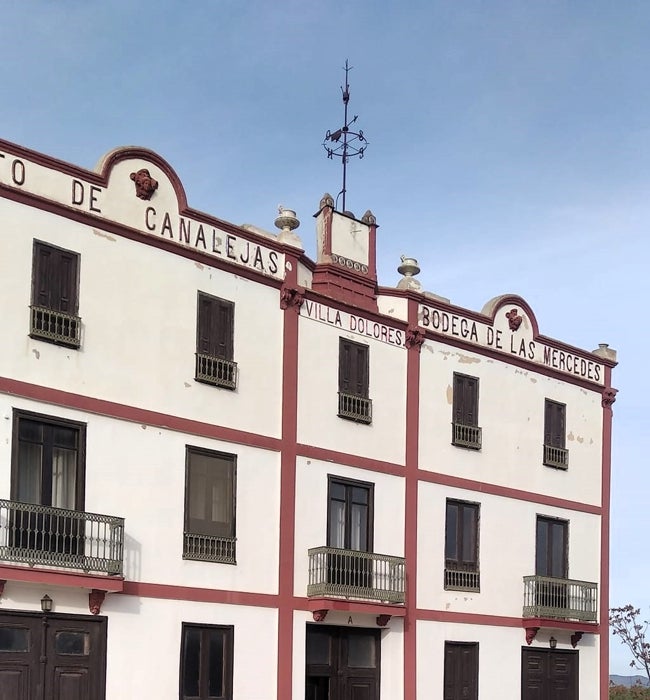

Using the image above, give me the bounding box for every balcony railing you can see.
[307,546,405,604]
[445,567,480,592]
[523,575,597,622]
[452,422,482,450]
[195,353,237,390]
[183,533,236,564]
[30,306,81,348]
[0,499,124,576]
[338,392,372,424]
[543,444,569,469]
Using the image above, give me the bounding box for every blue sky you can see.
[2,0,647,675]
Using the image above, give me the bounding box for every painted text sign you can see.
[419,304,604,383]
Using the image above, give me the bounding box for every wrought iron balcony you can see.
[30,306,81,348]
[0,499,124,576]
[452,422,482,450]
[543,444,569,469]
[307,546,405,604]
[338,392,372,424]
[523,575,597,622]
[445,567,480,592]
[195,353,237,390]
[183,533,236,564]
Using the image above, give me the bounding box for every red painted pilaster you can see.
[600,367,616,700]
[277,256,303,700]
[404,300,423,700]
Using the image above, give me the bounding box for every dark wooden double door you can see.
[306,626,380,700]
[522,648,578,700]
[0,611,106,700]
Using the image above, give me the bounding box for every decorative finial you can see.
[397,256,422,291]
[361,210,376,225]
[274,205,300,232]
[322,60,369,213]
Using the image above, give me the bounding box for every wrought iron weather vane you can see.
[323,60,368,213]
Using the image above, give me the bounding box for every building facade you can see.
[0,139,617,699]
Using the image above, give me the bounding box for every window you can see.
[9,410,86,557]
[327,476,374,590]
[443,642,478,700]
[543,399,568,469]
[444,500,479,591]
[180,623,233,700]
[184,448,236,564]
[451,373,481,449]
[535,516,568,613]
[195,292,237,390]
[30,240,81,347]
[338,338,372,424]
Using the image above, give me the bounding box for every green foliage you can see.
[610,684,650,699]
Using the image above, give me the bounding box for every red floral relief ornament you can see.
[129,168,159,200]
[505,308,523,332]
[602,387,618,408]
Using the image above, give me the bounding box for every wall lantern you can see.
[549,636,557,650]
[40,594,53,613]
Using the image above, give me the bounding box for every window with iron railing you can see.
[338,339,372,424]
[452,373,481,449]
[30,241,81,348]
[184,447,236,565]
[195,292,237,390]
[543,399,568,469]
[445,499,480,592]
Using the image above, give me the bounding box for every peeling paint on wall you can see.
[446,385,453,405]
[458,355,480,364]
[92,229,116,242]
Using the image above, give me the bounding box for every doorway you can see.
[521,647,578,700]
[0,611,107,700]
[305,625,380,700]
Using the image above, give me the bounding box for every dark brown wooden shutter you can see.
[444,642,478,700]
[339,339,369,398]
[453,374,479,427]
[197,293,234,360]
[32,242,79,313]
[544,400,566,448]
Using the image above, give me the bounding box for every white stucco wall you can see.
[0,395,281,594]
[418,339,603,506]
[0,198,284,439]
[417,482,601,618]
[296,315,407,464]
[293,456,406,598]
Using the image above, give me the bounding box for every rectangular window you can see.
[535,516,569,613]
[451,374,481,449]
[338,338,372,424]
[444,500,479,591]
[543,399,568,469]
[195,292,237,390]
[443,642,478,700]
[30,240,81,347]
[180,623,233,700]
[183,448,236,564]
[9,410,86,558]
[327,476,374,591]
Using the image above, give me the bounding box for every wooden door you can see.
[522,648,578,700]
[443,642,478,700]
[0,612,106,700]
[305,626,380,700]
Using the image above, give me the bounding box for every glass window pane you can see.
[350,503,367,551]
[445,504,458,560]
[0,627,29,652]
[53,426,77,449]
[182,628,201,697]
[330,483,345,501]
[17,443,42,504]
[329,501,345,548]
[347,634,376,668]
[536,519,548,575]
[55,631,89,655]
[461,507,476,563]
[208,629,224,697]
[306,629,331,665]
[51,447,77,509]
[18,420,42,443]
[351,487,368,505]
